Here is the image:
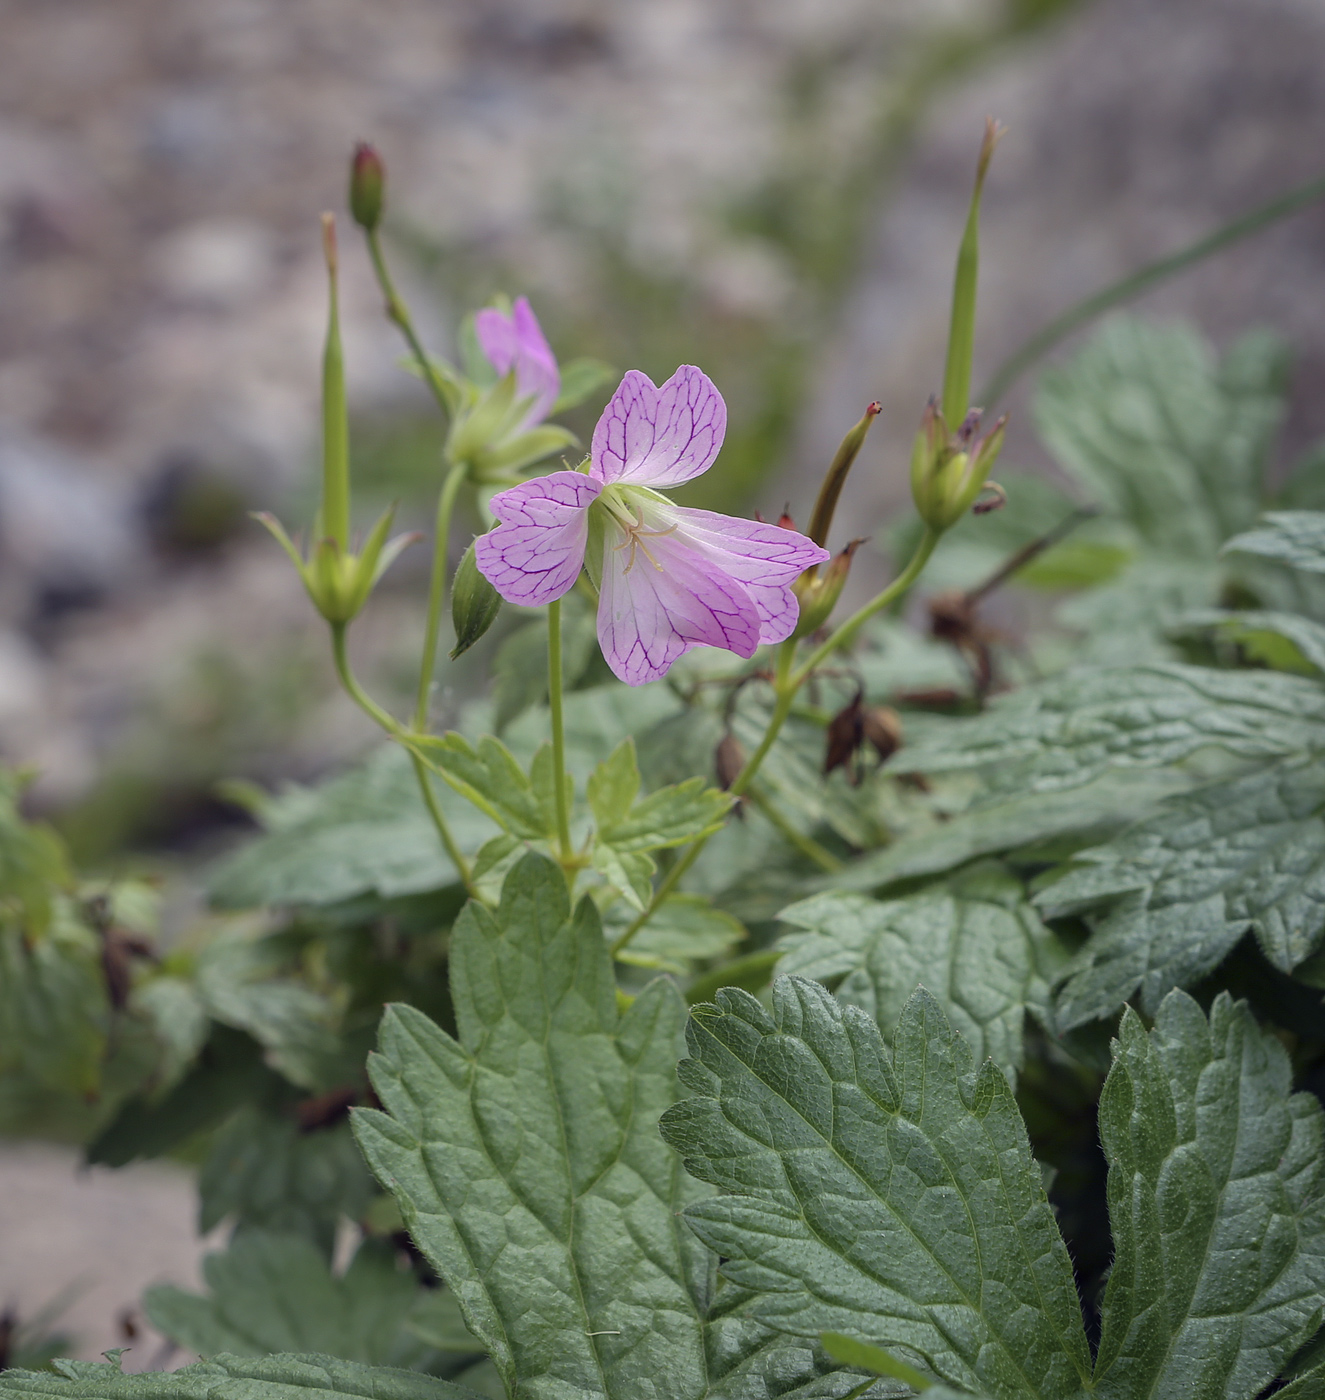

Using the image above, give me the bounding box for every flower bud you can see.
[450,537,503,658]
[349,142,386,232]
[910,397,1008,532]
[792,538,863,638]
[254,505,419,626]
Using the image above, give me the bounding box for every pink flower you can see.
[473,297,560,431]
[475,366,829,685]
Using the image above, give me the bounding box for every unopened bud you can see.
[910,397,1008,532]
[451,538,503,658]
[776,506,797,531]
[349,142,386,232]
[792,538,863,638]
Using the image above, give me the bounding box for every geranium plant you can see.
[4,120,1325,1400]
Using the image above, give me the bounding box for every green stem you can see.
[414,461,469,730]
[978,171,1325,408]
[330,623,477,897]
[744,786,843,873]
[365,228,456,422]
[547,599,574,865]
[792,527,939,686]
[611,529,939,958]
[330,622,405,736]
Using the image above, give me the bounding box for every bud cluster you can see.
[909,397,1007,532]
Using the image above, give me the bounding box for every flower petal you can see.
[474,471,600,607]
[660,506,830,643]
[475,298,560,430]
[596,524,761,685]
[591,365,726,488]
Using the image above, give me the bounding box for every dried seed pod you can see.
[861,705,902,761]
[823,693,865,783]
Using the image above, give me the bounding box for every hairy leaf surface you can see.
[660,981,1092,1400]
[0,1354,485,1400]
[891,663,1325,795]
[777,866,1066,1078]
[1178,609,1325,677]
[144,1232,439,1368]
[1094,991,1325,1400]
[1034,318,1283,556]
[209,748,492,908]
[1041,762,1325,1027]
[1224,511,1325,574]
[354,854,865,1400]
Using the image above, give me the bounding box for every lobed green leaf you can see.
[891,663,1325,796]
[660,981,1093,1400]
[0,1354,486,1400]
[1094,991,1325,1400]
[777,865,1067,1079]
[1041,761,1325,1026]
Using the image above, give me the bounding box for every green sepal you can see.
[474,424,579,479]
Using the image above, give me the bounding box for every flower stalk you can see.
[547,599,574,867]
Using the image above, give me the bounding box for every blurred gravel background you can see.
[2,0,1324,1365]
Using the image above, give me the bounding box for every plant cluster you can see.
[3,127,1325,1400]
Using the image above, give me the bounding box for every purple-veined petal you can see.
[591,365,726,488]
[474,471,600,607]
[596,522,761,685]
[656,505,830,643]
[475,297,560,430]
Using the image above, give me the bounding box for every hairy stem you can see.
[744,785,843,873]
[792,527,939,686]
[330,622,477,897]
[414,461,469,730]
[547,599,574,866]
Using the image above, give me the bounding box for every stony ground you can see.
[3,0,1325,1367]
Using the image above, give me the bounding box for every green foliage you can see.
[663,981,1325,1400]
[210,748,487,909]
[1034,318,1285,558]
[660,982,1093,1400]
[589,740,732,909]
[353,853,877,1400]
[1093,992,1325,1400]
[410,733,557,840]
[892,662,1325,796]
[144,1231,465,1371]
[450,542,503,661]
[777,864,1066,1078]
[1040,761,1325,1026]
[1225,510,1325,573]
[0,1354,487,1400]
[552,358,616,414]
[199,1106,375,1253]
[352,854,709,1399]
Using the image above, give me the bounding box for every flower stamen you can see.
[612,504,678,574]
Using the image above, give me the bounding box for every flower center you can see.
[601,487,677,575]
